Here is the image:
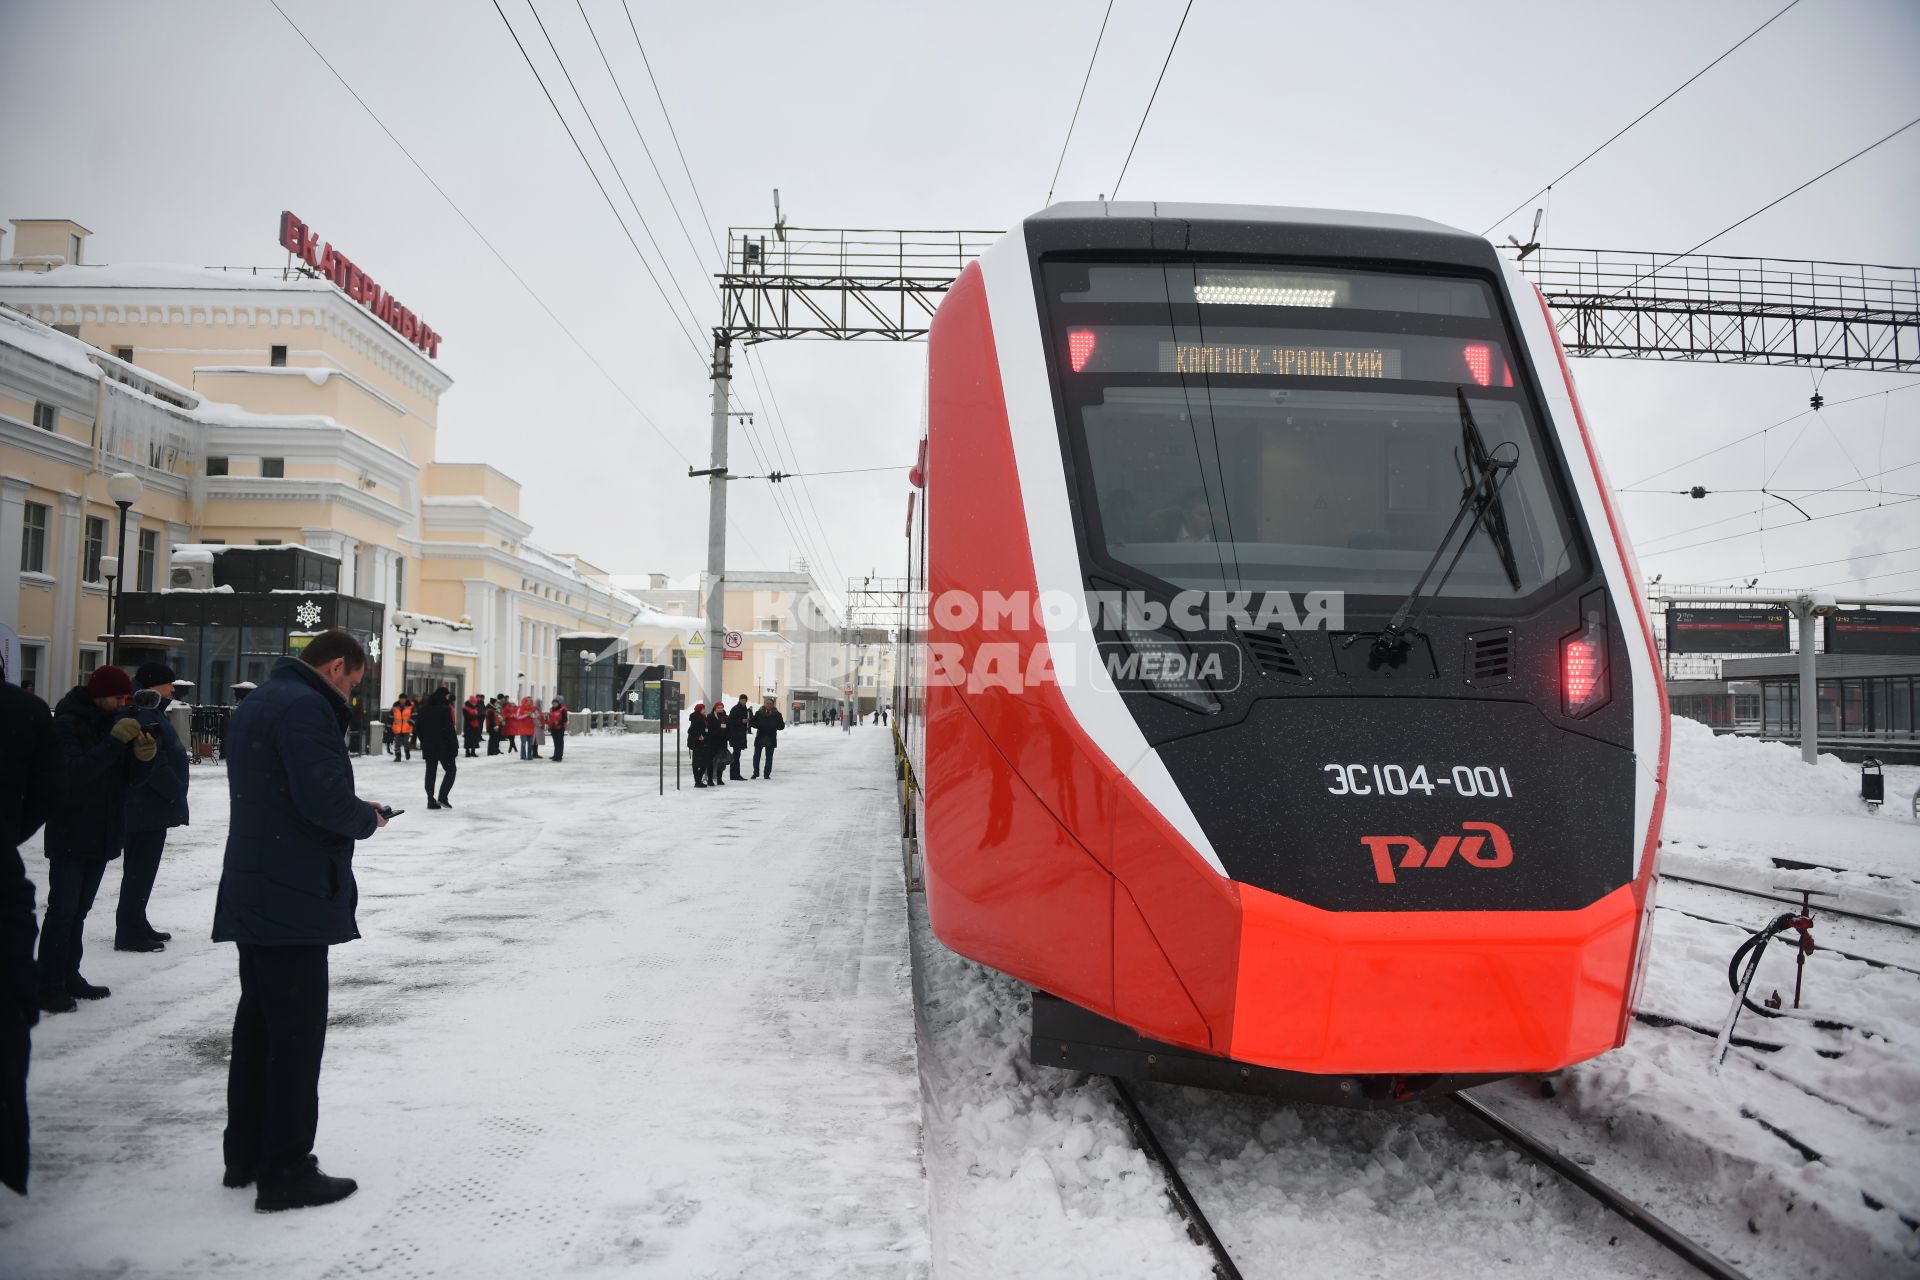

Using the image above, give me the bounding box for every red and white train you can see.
[899,202,1668,1104]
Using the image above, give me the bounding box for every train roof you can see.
[1019,201,1495,269]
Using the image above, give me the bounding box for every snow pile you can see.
[1665,718,1874,816]
[912,906,1213,1278]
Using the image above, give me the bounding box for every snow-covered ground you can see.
[6,712,1915,1279]
[2,726,927,1278]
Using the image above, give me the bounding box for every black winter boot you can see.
[68,976,111,1000]
[255,1158,358,1212]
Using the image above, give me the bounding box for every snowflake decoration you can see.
[294,599,323,630]
[368,636,382,661]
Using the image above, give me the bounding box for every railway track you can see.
[1114,1079,1754,1280]
[1660,871,1920,935]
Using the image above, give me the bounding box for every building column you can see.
[0,478,27,658]
[338,536,359,596]
[51,494,82,691]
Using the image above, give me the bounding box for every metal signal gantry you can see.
[718,227,1001,344]
[1520,248,1917,371]
[716,228,1919,372]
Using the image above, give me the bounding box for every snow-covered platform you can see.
[1,726,928,1278]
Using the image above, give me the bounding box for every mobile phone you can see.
[378,805,404,819]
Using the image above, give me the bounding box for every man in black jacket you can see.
[1,678,61,1196]
[415,686,458,810]
[212,630,387,1212]
[38,666,156,1014]
[115,662,190,953]
[726,694,751,780]
[687,703,710,788]
[750,696,785,779]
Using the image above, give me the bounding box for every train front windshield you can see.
[1045,262,1580,602]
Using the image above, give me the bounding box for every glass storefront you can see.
[1758,675,1918,740]
[116,589,385,738]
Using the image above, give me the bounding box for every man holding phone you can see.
[212,629,388,1212]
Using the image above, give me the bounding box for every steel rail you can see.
[1660,872,1920,934]
[1110,1080,1243,1280]
[1452,1093,1750,1280]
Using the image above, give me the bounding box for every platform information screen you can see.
[1823,609,1920,657]
[1666,606,1792,655]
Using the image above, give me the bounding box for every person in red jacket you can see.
[461,694,485,758]
[505,697,537,760]
[546,698,569,763]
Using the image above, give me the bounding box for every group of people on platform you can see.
[685,694,785,786]
[2,632,399,1210]
[385,690,572,810]
[0,659,240,1198]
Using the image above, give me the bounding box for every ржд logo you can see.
[1360,821,1514,885]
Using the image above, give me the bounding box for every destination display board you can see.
[1666,606,1792,655]
[1823,609,1920,657]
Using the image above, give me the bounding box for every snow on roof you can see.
[0,304,105,378]
[175,542,325,556]
[0,262,337,293]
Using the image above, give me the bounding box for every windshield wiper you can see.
[1365,389,1520,661]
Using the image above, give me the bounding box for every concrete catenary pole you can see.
[705,337,732,707]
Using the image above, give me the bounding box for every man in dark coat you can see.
[212,630,386,1212]
[115,662,191,953]
[750,696,785,779]
[1,679,61,1196]
[38,666,156,1013]
[726,694,751,780]
[415,686,459,811]
[687,703,710,788]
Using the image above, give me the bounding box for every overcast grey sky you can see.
[3,0,1916,601]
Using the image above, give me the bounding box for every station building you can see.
[0,215,644,721]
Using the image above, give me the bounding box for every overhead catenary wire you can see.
[1599,114,1920,304]
[269,0,780,568]
[603,5,852,596]
[1045,0,1115,206]
[515,0,841,584]
[264,0,696,468]
[1620,380,1920,489]
[1640,494,1920,558]
[1480,0,1803,237]
[512,0,710,359]
[1110,0,1194,199]
[574,0,720,287]
[622,0,725,263]
[1665,542,1920,584]
[1622,454,1920,497]
[1631,459,1920,551]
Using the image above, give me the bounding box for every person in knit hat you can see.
[37,665,157,1013]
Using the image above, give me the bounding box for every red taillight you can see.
[1561,595,1611,717]
[1564,638,1601,703]
[1069,330,1096,373]
[1464,343,1492,387]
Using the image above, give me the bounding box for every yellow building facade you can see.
[1,216,641,707]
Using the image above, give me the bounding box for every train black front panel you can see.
[1155,694,1635,911]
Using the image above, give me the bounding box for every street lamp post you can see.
[393,618,419,702]
[100,555,120,660]
[106,471,143,666]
